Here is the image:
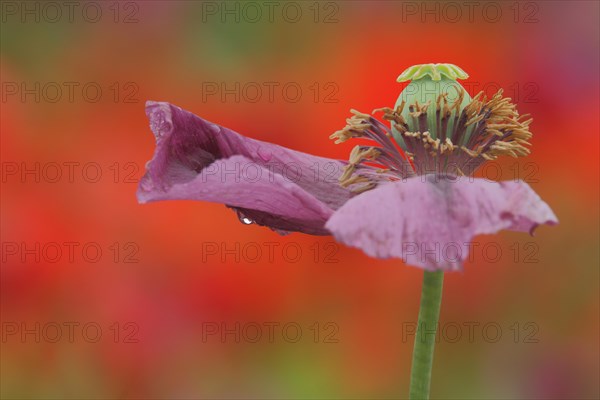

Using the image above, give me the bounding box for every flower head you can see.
[332,63,533,185]
[138,63,557,270]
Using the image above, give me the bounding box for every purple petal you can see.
[137,101,355,234]
[325,176,558,270]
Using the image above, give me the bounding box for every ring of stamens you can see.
[330,88,532,191]
[330,109,415,193]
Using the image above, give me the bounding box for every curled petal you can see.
[140,155,334,235]
[138,101,356,234]
[325,176,558,270]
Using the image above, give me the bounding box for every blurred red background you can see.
[1,1,598,399]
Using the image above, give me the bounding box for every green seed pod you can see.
[392,63,472,149]
[331,63,533,181]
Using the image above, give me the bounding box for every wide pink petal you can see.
[325,176,558,270]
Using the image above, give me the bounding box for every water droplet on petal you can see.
[257,147,272,162]
[236,210,254,225]
[206,122,220,134]
[150,112,172,139]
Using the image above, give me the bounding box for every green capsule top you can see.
[391,63,472,149]
[397,63,469,82]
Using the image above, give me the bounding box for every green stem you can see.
[409,270,445,400]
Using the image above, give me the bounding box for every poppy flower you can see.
[138,63,558,399]
[138,63,557,271]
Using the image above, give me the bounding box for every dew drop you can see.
[150,112,172,139]
[257,147,272,162]
[236,210,254,225]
